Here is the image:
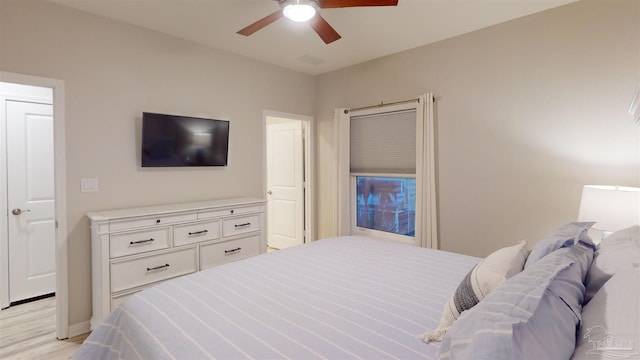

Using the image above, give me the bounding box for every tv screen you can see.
[141,112,229,167]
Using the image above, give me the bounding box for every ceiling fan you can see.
[237,0,399,45]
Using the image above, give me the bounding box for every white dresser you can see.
[88,197,266,328]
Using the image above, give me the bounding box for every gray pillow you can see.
[524,221,595,269]
[572,267,640,360]
[438,242,594,360]
[583,225,640,304]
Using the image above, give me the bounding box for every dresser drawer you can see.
[198,205,263,220]
[110,227,171,258]
[222,215,260,237]
[110,247,197,293]
[109,211,197,232]
[174,220,220,246]
[200,235,260,270]
[111,289,140,310]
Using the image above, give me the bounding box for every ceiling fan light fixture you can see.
[283,0,317,22]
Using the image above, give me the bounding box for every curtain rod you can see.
[344,97,420,114]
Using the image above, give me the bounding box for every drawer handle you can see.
[224,247,241,254]
[234,223,251,228]
[130,238,154,245]
[188,230,208,236]
[146,263,170,271]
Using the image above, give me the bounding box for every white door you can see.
[266,121,304,249]
[7,100,56,303]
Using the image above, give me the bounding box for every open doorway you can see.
[0,72,68,340]
[264,111,314,249]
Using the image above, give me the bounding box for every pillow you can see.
[583,225,640,304]
[572,267,640,360]
[421,240,529,342]
[524,221,595,269]
[437,242,594,360]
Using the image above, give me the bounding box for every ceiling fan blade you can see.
[317,0,398,9]
[237,10,284,37]
[309,14,341,44]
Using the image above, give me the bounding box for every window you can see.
[335,94,437,248]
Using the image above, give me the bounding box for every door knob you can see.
[267,190,273,195]
[11,208,30,215]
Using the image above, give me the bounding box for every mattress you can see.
[75,235,479,359]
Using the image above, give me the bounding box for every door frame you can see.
[0,71,68,340]
[263,110,314,244]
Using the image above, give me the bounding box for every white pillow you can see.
[422,240,529,342]
[572,267,640,360]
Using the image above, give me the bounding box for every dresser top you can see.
[87,197,265,221]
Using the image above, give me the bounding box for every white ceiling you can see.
[49,0,578,75]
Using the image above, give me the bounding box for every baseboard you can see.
[67,320,91,338]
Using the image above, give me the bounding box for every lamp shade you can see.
[578,185,640,232]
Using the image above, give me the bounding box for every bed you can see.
[75,225,640,360]
[75,235,479,359]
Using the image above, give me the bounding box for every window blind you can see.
[350,109,416,174]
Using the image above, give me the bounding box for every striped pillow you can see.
[422,240,529,342]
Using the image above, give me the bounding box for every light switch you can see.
[81,178,98,192]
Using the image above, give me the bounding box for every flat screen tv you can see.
[141,112,229,167]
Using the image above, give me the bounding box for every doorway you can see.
[264,111,314,249]
[0,72,68,340]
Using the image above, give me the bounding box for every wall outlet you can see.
[81,178,98,192]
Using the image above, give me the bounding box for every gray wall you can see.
[0,0,315,327]
[315,0,640,256]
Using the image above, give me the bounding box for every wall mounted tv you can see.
[141,112,229,167]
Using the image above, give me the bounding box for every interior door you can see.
[7,100,56,303]
[266,120,304,249]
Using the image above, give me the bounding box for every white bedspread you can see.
[75,236,479,360]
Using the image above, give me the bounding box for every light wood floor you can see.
[0,297,88,360]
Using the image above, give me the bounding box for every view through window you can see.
[355,176,416,237]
